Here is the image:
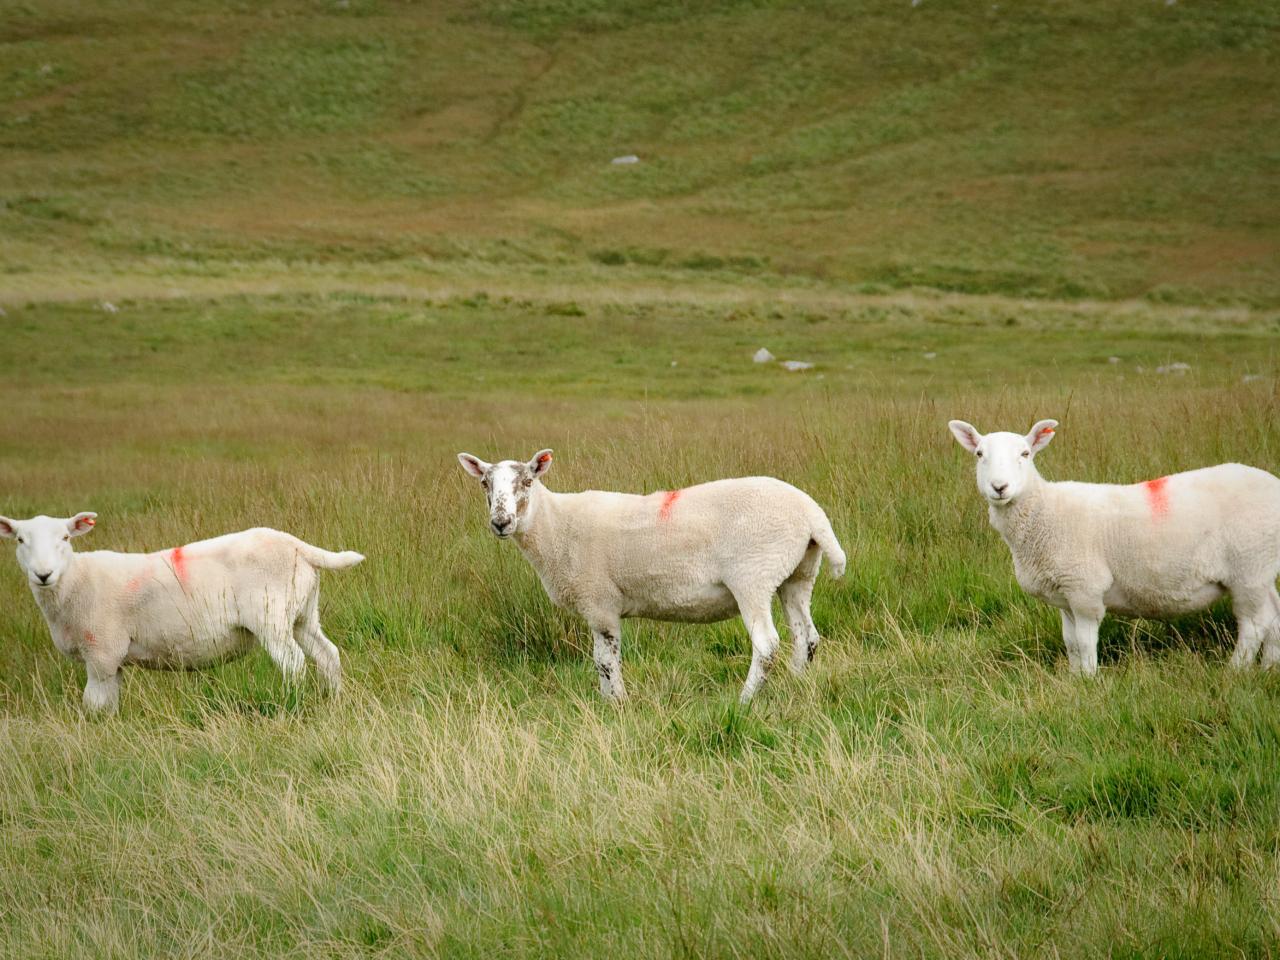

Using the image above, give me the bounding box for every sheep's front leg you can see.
[1059,609,1081,672]
[1066,601,1102,676]
[83,667,121,715]
[590,621,626,702]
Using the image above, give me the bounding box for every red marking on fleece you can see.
[83,630,96,646]
[170,546,188,584]
[1034,426,1055,445]
[1144,476,1170,518]
[659,490,682,521]
[80,517,95,528]
[537,453,552,466]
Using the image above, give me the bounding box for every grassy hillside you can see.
[2,0,1279,304]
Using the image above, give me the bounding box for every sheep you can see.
[456,449,846,702]
[947,418,1280,674]
[0,513,364,713]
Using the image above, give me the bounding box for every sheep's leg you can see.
[83,667,121,715]
[295,622,342,694]
[589,620,626,701]
[1059,609,1082,672]
[734,590,781,703]
[293,594,342,694]
[257,623,307,686]
[779,546,822,675]
[1229,587,1270,669]
[1259,588,1280,669]
[1066,601,1102,676]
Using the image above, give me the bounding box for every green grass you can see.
[3,0,1280,955]
[2,0,1278,304]
[1,291,1279,957]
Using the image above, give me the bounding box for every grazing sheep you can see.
[457,449,846,702]
[948,418,1280,673]
[0,513,364,713]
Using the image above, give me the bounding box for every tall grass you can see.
[0,293,1278,956]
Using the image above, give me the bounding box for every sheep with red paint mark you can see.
[948,418,1280,674]
[0,513,364,713]
[457,449,846,703]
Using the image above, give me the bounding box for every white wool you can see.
[459,450,845,702]
[0,514,363,713]
[949,419,1280,674]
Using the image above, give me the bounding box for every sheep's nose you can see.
[35,571,51,584]
[491,519,514,536]
[991,482,1008,496]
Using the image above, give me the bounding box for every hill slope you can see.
[2,0,1277,303]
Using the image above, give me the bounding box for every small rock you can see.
[1136,365,1146,374]
[781,360,814,372]
[1155,362,1191,375]
[39,63,54,76]
[101,301,119,313]
[670,360,678,367]
[1242,374,1264,384]
[611,155,640,165]
[1108,356,1121,364]
[752,347,775,364]
[923,352,937,360]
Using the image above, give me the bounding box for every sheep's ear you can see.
[528,449,553,478]
[457,453,490,479]
[1026,420,1058,455]
[67,512,97,537]
[0,517,16,539]
[948,420,982,455]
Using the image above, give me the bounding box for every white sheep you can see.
[948,418,1280,673]
[457,449,846,702]
[0,513,364,713]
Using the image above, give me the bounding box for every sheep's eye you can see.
[63,535,70,541]
[975,451,983,459]
[16,538,23,544]
[521,477,533,488]
[1021,450,1030,459]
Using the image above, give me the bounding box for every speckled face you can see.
[0,512,97,589]
[457,450,554,539]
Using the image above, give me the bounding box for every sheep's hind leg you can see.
[779,543,822,675]
[589,618,626,702]
[733,588,781,703]
[294,594,342,694]
[257,622,307,687]
[1229,586,1271,669]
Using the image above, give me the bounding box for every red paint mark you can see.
[537,452,552,466]
[83,630,96,646]
[170,546,189,585]
[658,490,682,521]
[81,517,95,528]
[1034,426,1055,445]
[1144,476,1170,518]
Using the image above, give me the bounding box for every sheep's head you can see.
[948,420,1057,505]
[0,512,97,589]
[456,450,553,539]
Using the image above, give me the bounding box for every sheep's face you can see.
[949,420,1057,506]
[457,450,554,539]
[0,513,97,589]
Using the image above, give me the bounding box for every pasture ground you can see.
[3,1,1280,957]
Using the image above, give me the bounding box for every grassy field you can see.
[3,1,1280,957]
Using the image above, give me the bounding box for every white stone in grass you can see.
[753,347,775,364]
[1242,374,1264,384]
[781,360,814,372]
[611,155,640,165]
[101,301,119,313]
[923,351,937,360]
[1155,362,1191,375]
[1108,356,1121,364]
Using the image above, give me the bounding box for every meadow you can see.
[3,1,1280,957]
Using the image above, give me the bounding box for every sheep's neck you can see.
[512,484,563,575]
[30,554,86,630]
[987,473,1050,557]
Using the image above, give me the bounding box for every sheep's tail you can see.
[807,504,846,579]
[291,537,365,570]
